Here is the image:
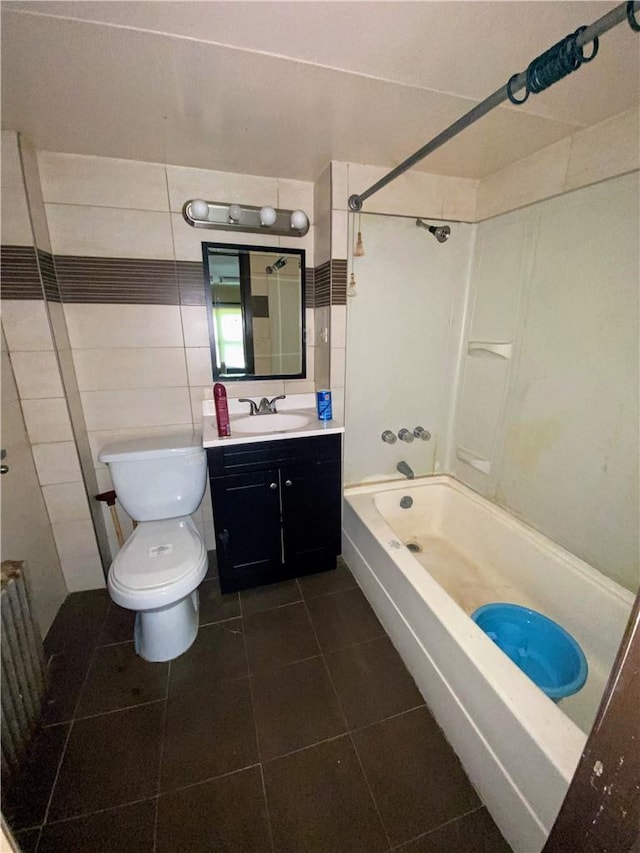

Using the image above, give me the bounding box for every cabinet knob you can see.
[284,479,292,487]
[269,482,278,490]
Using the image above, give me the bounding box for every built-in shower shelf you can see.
[467,341,513,360]
[456,446,492,474]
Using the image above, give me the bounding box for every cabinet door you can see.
[211,469,281,592]
[281,459,341,576]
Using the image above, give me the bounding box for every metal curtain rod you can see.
[348,1,640,212]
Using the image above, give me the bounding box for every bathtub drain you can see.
[406,541,422,554]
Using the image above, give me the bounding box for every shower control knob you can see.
[398,429,414,443]
[413,426,431,441]
[381,430,397,444]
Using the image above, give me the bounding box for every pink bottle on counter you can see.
[213,383,231,437]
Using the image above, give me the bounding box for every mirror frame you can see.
[202,241,306,382]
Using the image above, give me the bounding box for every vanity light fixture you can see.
[183,200,310,237]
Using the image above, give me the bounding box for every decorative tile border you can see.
[305,267,314,310]
[1,249,332,309]
[54,256,179,304]
[331,259,348,306]
[314,261,331,308]
[1,245,42,299]
[177,260,206,306]
[38,250,61,303]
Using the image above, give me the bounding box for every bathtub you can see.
[342,475,634,853]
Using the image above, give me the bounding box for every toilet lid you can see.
[111,518,205,591]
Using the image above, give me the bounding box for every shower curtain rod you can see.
[348,1,640,212]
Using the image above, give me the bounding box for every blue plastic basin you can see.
[471,603,588,702]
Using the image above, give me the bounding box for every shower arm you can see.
[348,1,639,212]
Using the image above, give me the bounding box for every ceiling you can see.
[1,1,638,182]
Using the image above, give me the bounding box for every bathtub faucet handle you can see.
[413,426,431,441]
[398,429,414,443]
[381,430,397,444]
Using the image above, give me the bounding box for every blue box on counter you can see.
[316,390,333,421]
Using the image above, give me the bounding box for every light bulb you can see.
[354,231,365,257]
[228,204,242,222]
[259,206,277,227]
[190,199,209,220]
[290,209,308,231]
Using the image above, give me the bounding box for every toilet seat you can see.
[109,516,207,611]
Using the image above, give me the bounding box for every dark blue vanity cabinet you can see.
[207,434,342,593]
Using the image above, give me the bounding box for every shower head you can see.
[265,256,288,274]
[416,219,451,243]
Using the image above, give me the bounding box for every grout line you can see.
[40,629,105,827]
[388,804,487,850]
[261,732,350,766]
[349,703,427,736]
[238,597,276,853]
[153,659,171,853]
[248,651,324,679]
[24,825,42,853]
[157,762,262,799]
[39,793,160,829]
[68,697,167,724]
[298,593,393,851]
[40,719,75,827]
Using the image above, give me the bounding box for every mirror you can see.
[202,242,306,381]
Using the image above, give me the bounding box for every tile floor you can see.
[3,556,512,852]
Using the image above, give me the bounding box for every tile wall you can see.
[37,151,318,558]
[1,132,105,604]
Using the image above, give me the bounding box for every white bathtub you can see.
[342,475,634,853]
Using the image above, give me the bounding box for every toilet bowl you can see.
[99,433,208,662]
[108,516,208,661]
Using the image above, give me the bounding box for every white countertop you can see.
[202,393,344,448]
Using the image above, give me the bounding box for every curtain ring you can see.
[506,73,529,104]
[574,26,599,62]
[627,1,640,31]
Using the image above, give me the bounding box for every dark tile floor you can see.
[3,556,512,853]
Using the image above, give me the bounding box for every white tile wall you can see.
[1,131,32,246]
[10,350,64,399]
[64,304,184,349]
[22,398,74,444]
[32,441,83,485]
[1,300,54,352]
[43,481,92,523]
[39,152,169,211]
[331,162,349,212]
[46,204,174,259]
[80,387,193,431]
[277,179,314,218]
[185,348,213,388]
[166,165,278,213]
[331,211,349,259]
[51,520,105,591]
[181,305,210,348]
[73,348,188,391]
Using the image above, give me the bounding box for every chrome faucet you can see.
[397,461,414,480]
[238,395,286,415]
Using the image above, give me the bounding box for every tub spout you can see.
[397,461,414,480]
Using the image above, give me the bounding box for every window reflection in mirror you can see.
[203,243,306,381]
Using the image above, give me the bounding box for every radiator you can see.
[1,560,47,780]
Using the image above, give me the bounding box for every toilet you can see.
[98,433,208,662]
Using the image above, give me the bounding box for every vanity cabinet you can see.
[207,434,342,593]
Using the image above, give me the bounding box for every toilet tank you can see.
[98,433,207,521]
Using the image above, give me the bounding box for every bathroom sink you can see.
[232,412,313,434]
